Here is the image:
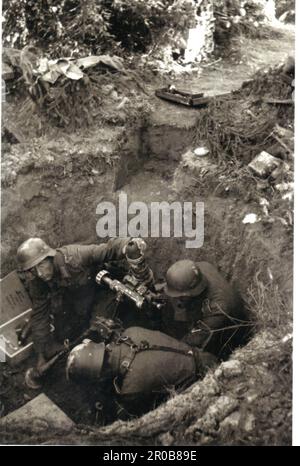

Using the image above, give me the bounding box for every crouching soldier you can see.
[66,326,217,416]
[162,260,252,359]
[16,237,139,372]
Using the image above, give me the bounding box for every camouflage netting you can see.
[194,56,294,165]
[2,46,152,131]
[2,1,288,132]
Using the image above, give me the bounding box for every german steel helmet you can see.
[164,260,207,298]
[17,237,56,271]
[66,340,106,382]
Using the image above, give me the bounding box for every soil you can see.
[0,23,294,445]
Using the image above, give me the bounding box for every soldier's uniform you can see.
[67,326,217,416]
[26,238,129,356]
[162,261,252,359]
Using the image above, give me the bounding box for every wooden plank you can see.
[0,394,74,432]
[155,89,192,106]
[169,89,204,98]
[2,63,14,81]
[155,87,229,108]
[0,271,32,324]
[191,96,210,106]
[263,98,294,105]
[0,308,32,330]
[0,271,33,365]
[0,309,33,365]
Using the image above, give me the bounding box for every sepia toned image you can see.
[0,0,295,447]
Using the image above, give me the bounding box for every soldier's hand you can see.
[44,340,66,360]
[183,329,210,348]
[133,237,147,252]
[96,270,109,285]
[124,238,147,257]
[193,349,218,377]
[36,353,46,373]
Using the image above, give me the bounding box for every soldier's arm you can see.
[28,279,52,356]
[183,301,230,347]
[78,238,132,267]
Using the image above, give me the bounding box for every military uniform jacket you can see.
[162,262,249,358]
[27,238,128,353]
[107,327,200,399]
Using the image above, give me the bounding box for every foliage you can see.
[104,0,196,52]
[213,0,277,47]
[2,0,113,56]
[3,1,287,60]
[2,0,197,56]
[275,0,295,22]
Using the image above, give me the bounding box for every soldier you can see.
[66,325,217,416]
[162,260,252,359]
[17,237,141,372]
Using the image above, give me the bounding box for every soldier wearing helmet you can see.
[66,325,217,416]
[162,260,252,359]
[17,237,139,372]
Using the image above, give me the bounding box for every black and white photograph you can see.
[0,0,297,448]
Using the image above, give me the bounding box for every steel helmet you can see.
[124,238,147,259]
[164,260,207,298]
[66,340,106,382]
[17,238,56,271]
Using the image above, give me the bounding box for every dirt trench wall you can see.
[143,105,199,161]
[1,126,145,276]
[0,205,293,445]
[1,106,200,275]
[142,125,195,161]
[1,99,293,446]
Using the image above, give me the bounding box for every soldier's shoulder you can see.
[123,326,191,350]
[122,326,154,340]
[58,243,92,261]
[197,261,219,274]
[58,244,82,253]
[197,262,233,291]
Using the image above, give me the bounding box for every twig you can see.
[201,58,222,68]
[263,98,294,105]
[271,133,293,156]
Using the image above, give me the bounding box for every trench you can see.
[0,98,293,442]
